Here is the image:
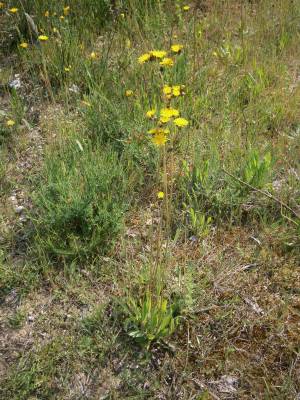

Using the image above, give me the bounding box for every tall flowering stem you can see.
[137,44,189,278]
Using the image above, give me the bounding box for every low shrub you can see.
[32,138,128,262]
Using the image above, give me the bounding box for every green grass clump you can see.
[32,139,128,262]
[7,310,26,329]
[121,289,180,349]
[176,145,277,228]
[1,336,76,400]
[83,90,159,177]
[0,259,41,301]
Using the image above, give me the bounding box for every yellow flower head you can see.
[89,51,97,60]
[149,50,167,59]
[64,65,71,72]
[183,5,190,11]
[120,13,125,18]
[44,10,50,17]
[160,115,171,124]
[157,191,164,199]
[38,35,49,41]
[151,132,168,146]
[53,27,58,33]
[160,108,179,119]
[146,109,156,119]
[59,15,65,20]
[160,57,174,67]
[63,6,70,16]
[174,117,189,127]
[138,53,151,64]
[6,119,15,127]
[19,42,28,49]
[9,7,18,13]
[173,85,185,96]
[172,86,181,97]
[171,44,184,54]
[163,85,172,95]
[163,84,185,98]
[125,90,134,97]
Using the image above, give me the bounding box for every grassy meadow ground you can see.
[0,0,300,398]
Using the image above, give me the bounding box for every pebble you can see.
[28,315,34,322]
[15,205,25,214]
[9,75,22,90]
[69,84,80,94]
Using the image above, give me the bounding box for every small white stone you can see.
[69,84,80,94]
[9,77,22,90]
[15,205,25,214]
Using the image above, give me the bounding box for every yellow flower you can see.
[6,119,15,127]
[171,44,184,54]
[125,90,133,97]
[172,86,181,96]
[120,13,125,18]
[160,108,179,119]
[160,57,174,67]
[53,27,58,33]
[173,85,185,96]
[146,109,156,119]
[183,5,190,11]
[163,85,172,95]
[160,115,171,124]
[138,53,151,64]
[149,50,167,59]
[174,117,189,127]
[44,10,49,17]
[157,191,164,199]
[163,85,185,98]
[63,6,70,16]
[64,65,71,72]
[151,132,168,146]
[89,51,97,59]
[19,42,28,49]
[9,7,18,13]
[38,35,49,41]
[59,15,65,20]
